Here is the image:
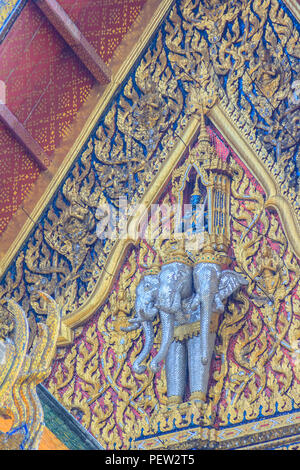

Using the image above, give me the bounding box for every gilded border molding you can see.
[133,408,300,450]
[0,0,27,42]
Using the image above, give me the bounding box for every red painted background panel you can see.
[57,0,148,63]
[0,0,147,236]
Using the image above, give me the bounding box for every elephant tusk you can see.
[149,360,160,373]
[121,318,141,332]
[121,323,139,332]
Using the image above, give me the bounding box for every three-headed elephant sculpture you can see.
[122,261,248,403]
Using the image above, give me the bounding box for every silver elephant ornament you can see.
[122,262,193,374]
[191,263,249,365]
[121,273,160,374]
[122,261,248,403]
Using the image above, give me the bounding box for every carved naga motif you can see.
[0,294,60,450]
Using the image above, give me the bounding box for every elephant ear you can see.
[218,270,248,301]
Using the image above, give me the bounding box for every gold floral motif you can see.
[46,243,167,449]
[212,160,299,426]
[0,306,14,341]
[45,126,299,449]
[0,0,299,349]
[129,156,299,447]
[0,0,299,451]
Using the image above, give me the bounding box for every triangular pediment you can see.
[1,0,299,343]
[0,0,299,451]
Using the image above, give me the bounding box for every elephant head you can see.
[192,263,248,365]
[150,262,193,372]
[122,273,160,374]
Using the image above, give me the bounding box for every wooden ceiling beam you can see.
[0,104,48,171]
[32,0,111,84]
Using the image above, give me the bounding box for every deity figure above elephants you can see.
[122,260,248,404]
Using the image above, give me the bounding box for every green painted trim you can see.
[37,385,104,450]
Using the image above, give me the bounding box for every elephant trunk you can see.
[200,294,213,365]
[195,263,220,366]
[132,320,154,374]
[150,311,175,373]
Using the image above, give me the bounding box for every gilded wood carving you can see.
[0,0,299,450]
[0,294,60,449]
[44,126,299,448]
